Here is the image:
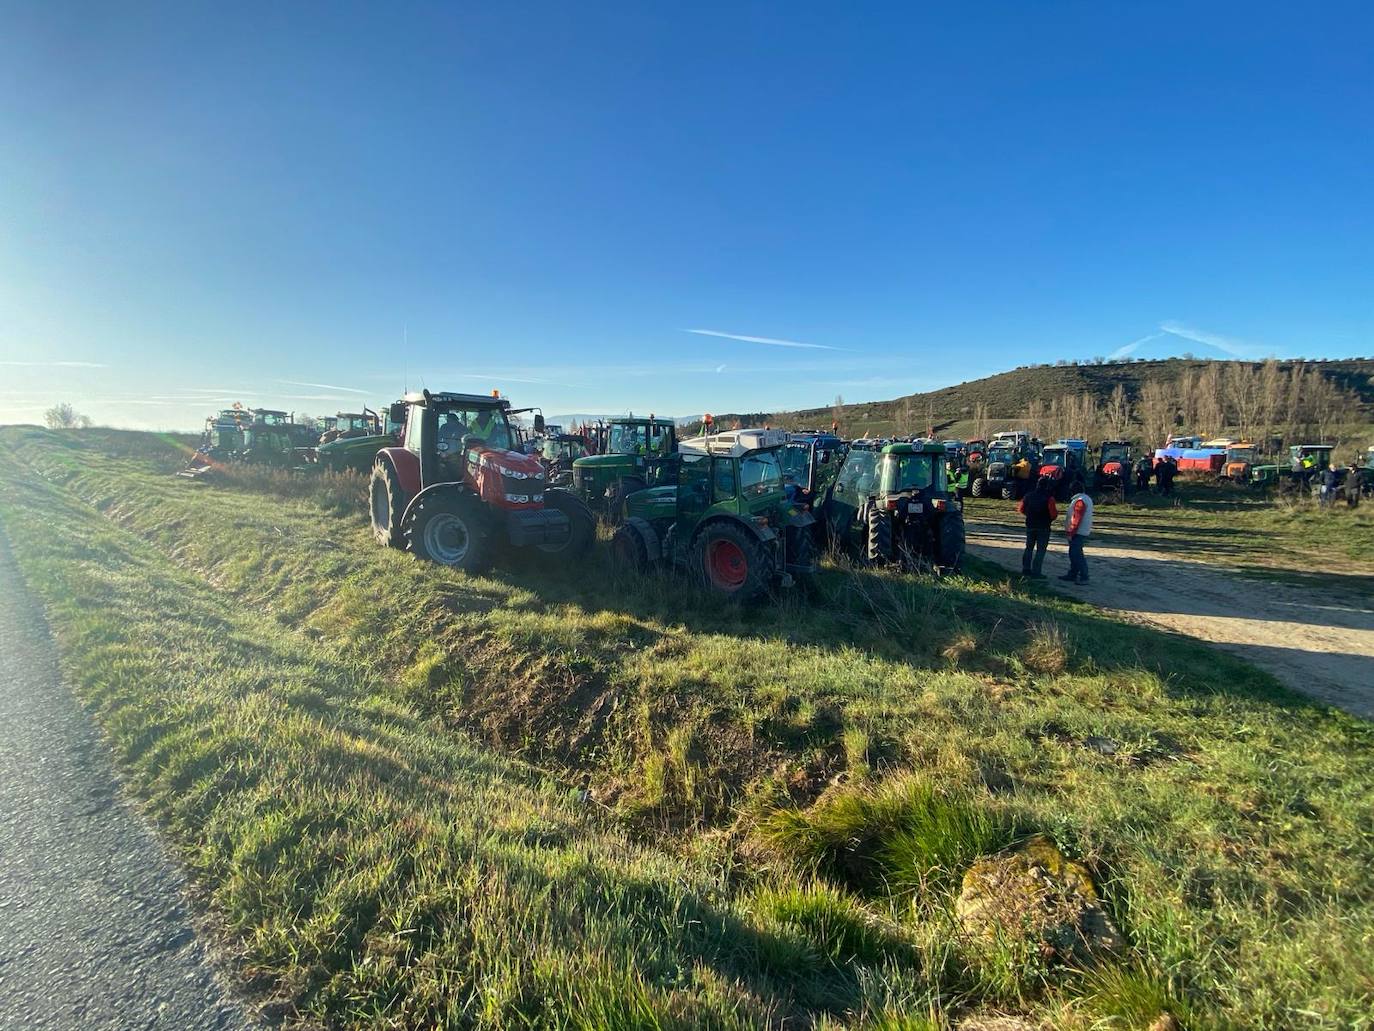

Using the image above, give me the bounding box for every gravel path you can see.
[966,519,1374,719]
[0,535,254,1031]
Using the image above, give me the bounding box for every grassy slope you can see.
[3,427,1373,1029]
[700,358,1374,440]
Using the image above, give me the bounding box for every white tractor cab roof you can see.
[679,427,787,457]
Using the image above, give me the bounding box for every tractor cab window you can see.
[1040,450,1067,468]
[608,423,648,454]
[888,454,936,492]
[740,451,783,497]
[404,409,423,451]
[1101,446,1128,464]
[988,445,1014,464]
[780,443,811,485]
[647,423,672,453]
[836,450,879,497]
[436,407,511,451]
[712,458,737,502]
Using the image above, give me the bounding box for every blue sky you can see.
[2,1,1370,429]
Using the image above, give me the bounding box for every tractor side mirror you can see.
[389,402,406,426]
[533,413,545,433]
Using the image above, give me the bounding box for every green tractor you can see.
[780,431,846,508]
[610,428,817,601]
[1252,444,1335,493]
[572,415,678,520]
[819,440,965,572]
[250,408,316,449]
[316,405,403,474]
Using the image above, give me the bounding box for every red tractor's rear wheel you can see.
[370,461,405,548]
[695,522,772,601]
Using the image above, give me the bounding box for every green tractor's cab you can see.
[611,428,816,601]
[572,415,678,519]
[239,422,298,467]
[821,441,964,572]
[1253,444,1334,491]
[250,408,316,448]
[321,410,381,444]
[781,431,846,507]
[538,433,591,487]
[316,404,401,474]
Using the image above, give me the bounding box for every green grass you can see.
[2,426,1373,1029]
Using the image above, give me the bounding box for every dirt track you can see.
[965,519,1374,719]
[0,535,253,1031]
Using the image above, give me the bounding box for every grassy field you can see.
[1,426,1372,1029]
[961,478,1374,592]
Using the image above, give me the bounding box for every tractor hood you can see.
[319,432,391,455]
[574,453,637,469]
[623,485,677,521]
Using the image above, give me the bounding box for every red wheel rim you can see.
[706,539,748,589]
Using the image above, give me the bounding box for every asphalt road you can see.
[0,535,254,1031]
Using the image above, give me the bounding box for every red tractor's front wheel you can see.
[407,495,491,572]
[695,522,772,601]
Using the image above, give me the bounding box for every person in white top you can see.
[1059,490,1094,585]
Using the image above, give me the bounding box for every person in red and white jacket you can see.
[1059,489,1094,585]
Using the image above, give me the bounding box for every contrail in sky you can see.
[684,328,844,351]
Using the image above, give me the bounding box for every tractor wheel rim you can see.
[424,513,470,564]
[371,480,389,528]
[706,539,748,589]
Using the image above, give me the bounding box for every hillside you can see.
[700,357,1374,442]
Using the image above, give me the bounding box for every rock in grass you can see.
[955,834,1122,963]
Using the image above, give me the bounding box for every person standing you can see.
[1346,464,1363,508]
[1018,475,1058,578]
[1320,465,1338,508]
[1134,453,1153,492]
[1059,489,1094,585]
[1158,456,1178,495]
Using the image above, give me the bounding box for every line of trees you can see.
[1018,360,1360,448]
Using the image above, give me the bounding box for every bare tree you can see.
[44,402,93,429]
[1104,382,1131,437]
[1138,380,1175,446]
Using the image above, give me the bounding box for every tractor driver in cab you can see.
[468,407,507,447]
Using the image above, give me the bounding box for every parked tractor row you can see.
[352,392,968,601]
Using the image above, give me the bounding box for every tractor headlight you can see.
[499,466,530,479]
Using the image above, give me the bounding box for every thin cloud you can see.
[0,360,110,368]
[715,364,727,373]
[275,379,369,394]
[684,328,844,351]
[1158,321,1268,359]
[1107,332,1165,361]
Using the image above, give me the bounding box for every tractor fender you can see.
[399,481,488,537]
[623,516,662,563]
[690,514,776,550]
[785,509,817,530]
[376,446,421,497]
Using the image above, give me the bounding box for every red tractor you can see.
[369,391,595,571]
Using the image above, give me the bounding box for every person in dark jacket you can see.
[1018,476,1058,578]
[1157,456,1178,495]
[1134,454,1153,492]
[1346,465,1363,508]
